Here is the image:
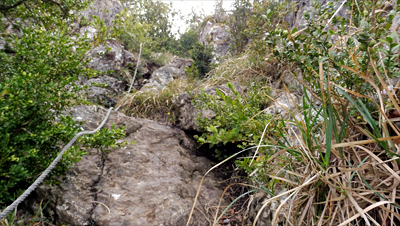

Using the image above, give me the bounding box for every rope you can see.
[127,42,142,94]
[116,42,142,112]
[0,107,114,220]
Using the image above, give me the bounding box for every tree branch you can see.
[0,0,26,11]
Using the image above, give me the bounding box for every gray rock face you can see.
[85,75,126,94]
[282,0,349,29]
[173,93,216,132]
[200,21,231,57]
[79,26,98,41]
[79,0,123,27]
[264,92,302,118]
[31,105,226,226]
[88,40,125,72]
[123,50,136,67]
[141,57,192,92]
[86,86,118,107]
[173,82,245,132]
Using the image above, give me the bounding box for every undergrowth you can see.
[117,78,201,123]
[189,0,400,225]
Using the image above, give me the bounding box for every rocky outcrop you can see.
[82,75,126,107]
[141,57,192,91]
[85,75,126,94]
[30,105,227,226]
[281,0,349,29]
[264,92,302,118]
[88,40,125,72]
[173,82,245,132]
[79,0,123,27]
[200,21,231,58]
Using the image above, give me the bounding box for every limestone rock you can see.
[79,26,98,41]
[173,93,216,132]
[141,57,192,92]
[123,50,136,67]
[30,105,227,226]
[79,0,123,27]
[86,86,118,108]
[264,92,302,118]
[84,75,126,94]
[200,21,231,58]
[245,188,289,226]
[281,0,349,29]
[88,40,124,72]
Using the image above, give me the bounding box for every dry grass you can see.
[246,59,400,225]
[205,51,281,89]
[117,51,278,123]
[116,77,201,124]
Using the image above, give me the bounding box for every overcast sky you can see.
[160,0,235,35]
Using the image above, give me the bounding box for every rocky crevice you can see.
[87,151,107,225]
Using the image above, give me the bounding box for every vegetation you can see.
[0,0,126,206]
[190,0,400,225]
[193,83,271,159]
[4,0,400,224]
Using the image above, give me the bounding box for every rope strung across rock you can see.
[127,42,142,94]
[0,107,114,220]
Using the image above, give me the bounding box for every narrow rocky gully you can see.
[19,1,254,225]
[4,0,398,225]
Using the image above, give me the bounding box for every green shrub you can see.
[190,43,214,77]
[193,83,271,158]
[176,29,198,57]
[119,0,179,54]
[0,2,127,205]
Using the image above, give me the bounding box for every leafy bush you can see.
[189,43,214,77]
[193,83,271,158]
[227,0,288,55]
[228,0,252,54]
[0,1,127,205]
[119,0,179,54]
[176,29,198,57]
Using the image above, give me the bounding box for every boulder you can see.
[30,105,227,226]
[173,93,216,132]
[173,82,245,132]
[141,57,192,92]
[123,50,136,67]
[245,188,289,226]
[200,21,231,58]
[86,86,118,108]
[88,40,124,72]
[79,26,98,41]
[84,75,126,94]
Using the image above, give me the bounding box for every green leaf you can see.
[318,56,329,63]
[391,31,398,41]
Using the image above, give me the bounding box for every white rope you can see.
[324,0,348,30]
[0,107,114,220]
[127,42,142,94]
